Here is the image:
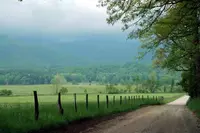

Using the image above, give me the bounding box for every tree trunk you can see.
[194,55,200,97]
[189,63,196,98]
[193,8,200,98]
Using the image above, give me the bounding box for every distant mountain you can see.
[0,33,152,68]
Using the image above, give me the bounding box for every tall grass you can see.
[0,93,183,133]
[0,95,158,133]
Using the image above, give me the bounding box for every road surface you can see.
[81,95,200,133]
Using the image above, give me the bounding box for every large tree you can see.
[99,0,200,97]
[51,74,66,94]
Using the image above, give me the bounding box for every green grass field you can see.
[0,93,183,103]
[0,84,184,133]
[0,93,184,133]
[0,84,124,96]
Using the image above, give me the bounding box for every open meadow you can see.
[0,84,120,96]
[0,84,180,96]
[0,84,184,133]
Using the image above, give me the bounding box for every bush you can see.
[119,89,125,93]
[135,84,149,93]
[126,84,132,93]
[97,90,103,94]
[72,81,79,85]
[60,87,68,95]
[173,86,184,93]
[0,89,13,96]
[84,89,87,94]
[106,84,120,94]
[187,98,200,118]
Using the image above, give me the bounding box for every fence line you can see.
[32,92,163,121]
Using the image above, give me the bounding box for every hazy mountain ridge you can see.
[0,33,152,68]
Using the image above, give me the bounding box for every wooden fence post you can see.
[135,96,137,103]
[153,96,155,100]
[128,96,130,103]
[113,95,115,105]
[120,96,122,105]
[58,92,64,115]
[33,91,39,121]
[124,96,127,104]
[131,96,133,104]
[161,96,164,101]
[156,96,158,101]
[106,95,109,108]
[74,93,77,112]
[97,95,100,109]
[86,94,88,110]
[159,96,161,101]
[142,95,144,101]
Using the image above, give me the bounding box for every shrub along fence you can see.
[33,91,164,121]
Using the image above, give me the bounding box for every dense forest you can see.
[0,62,180,87]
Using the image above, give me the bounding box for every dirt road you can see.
[47,96,200,133]
[81,95,200,133]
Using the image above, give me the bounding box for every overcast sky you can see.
[0,0,122,35]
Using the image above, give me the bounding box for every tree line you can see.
[0,69,52,85]
[0,62,179,87]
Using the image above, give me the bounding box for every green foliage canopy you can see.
[99,0,200,97]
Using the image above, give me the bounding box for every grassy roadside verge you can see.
[0,93,184,133]
[162,93,185,104]
[187,98,200,118]
[0,99,159,133]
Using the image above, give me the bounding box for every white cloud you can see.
[0,0,121,34]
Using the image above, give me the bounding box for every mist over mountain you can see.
[0,33,152,68]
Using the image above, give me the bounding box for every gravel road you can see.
[81,95,200,133]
